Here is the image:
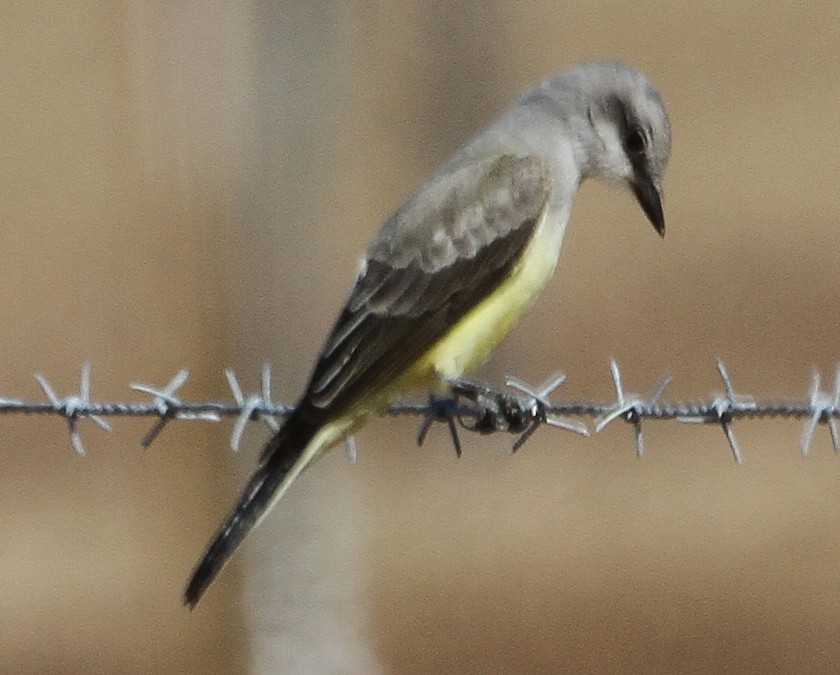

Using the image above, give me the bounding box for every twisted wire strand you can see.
[2,361,837,460]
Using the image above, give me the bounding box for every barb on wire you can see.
[131,369,198,449]
[417,393,463,457]
[711,360,754,464]
[2,361,840,462]
[828,365,840,453]
[595,359,672,458]
[503,372,589,452]
[800,368,840,456]
[34,363,112,455]
[225,365,284,452]
[344,434,358,464]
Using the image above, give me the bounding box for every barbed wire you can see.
[2,360,839,462]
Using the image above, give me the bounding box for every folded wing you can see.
[302,153,553,417]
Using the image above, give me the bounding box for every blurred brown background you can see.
[3,2,840,673]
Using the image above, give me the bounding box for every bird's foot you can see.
[450,373,589,452]
[449,379,536,436]
[417,373,588,455]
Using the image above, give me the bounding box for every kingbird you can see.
[185,61,671,608]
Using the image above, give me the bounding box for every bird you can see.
[184,61,671,608]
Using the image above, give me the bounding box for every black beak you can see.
[632,172,665,238]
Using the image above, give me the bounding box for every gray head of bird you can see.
[531,61,672,236]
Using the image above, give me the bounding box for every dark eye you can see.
[625,128,646,155]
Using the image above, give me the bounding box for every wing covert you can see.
[305,153,553,414]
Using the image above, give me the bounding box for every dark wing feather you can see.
[304,153,552,416]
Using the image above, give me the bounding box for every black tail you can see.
[184,412,318,609]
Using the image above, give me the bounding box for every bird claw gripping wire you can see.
[450,378,532,437]
[500,373,589,452]
[418,372,588,456]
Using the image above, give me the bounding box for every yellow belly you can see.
[407,204,564,384]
